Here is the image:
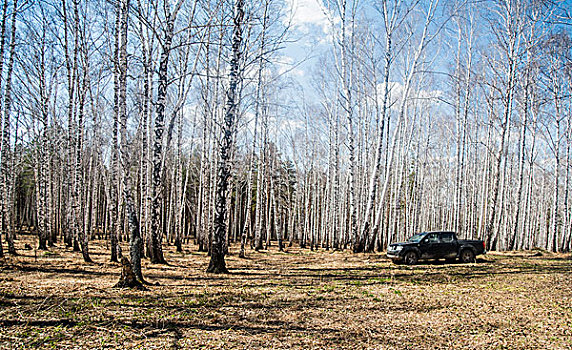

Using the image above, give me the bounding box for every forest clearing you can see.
[0,234,571,349]
[2,0,572,348]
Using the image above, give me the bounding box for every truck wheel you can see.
[404,251,418,265]
[460,249,475,263]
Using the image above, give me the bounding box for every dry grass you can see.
[0,234,571,349]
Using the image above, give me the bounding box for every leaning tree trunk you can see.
[362,23,392,252]
[370,0,435,247]
[485,0,519,251]
[207,0,244,274]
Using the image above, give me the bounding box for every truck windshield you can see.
[407,233,427,243]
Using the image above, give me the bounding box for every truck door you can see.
[419,232,440,259]
[437,232,457,258]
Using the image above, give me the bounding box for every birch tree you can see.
[148,0,186,264]
[0,0,18,256]
[207,0,244,273]
[484,0,528,251]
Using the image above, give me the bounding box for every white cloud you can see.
[378,81,442,101]
[286,0,331,35]
[375,81,443,114]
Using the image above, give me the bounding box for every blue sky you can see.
[280,0,335,91]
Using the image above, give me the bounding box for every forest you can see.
[0,0,572,348]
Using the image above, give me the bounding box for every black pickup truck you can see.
[386,231,486,265]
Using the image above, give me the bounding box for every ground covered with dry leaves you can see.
[0,234,571,349]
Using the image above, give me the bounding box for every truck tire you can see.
[404,251,419,265]
[460,249,475,263]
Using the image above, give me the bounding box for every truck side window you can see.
[441,233,454,243]
[427,233,439,243]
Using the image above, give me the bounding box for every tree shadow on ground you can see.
[1,264,113,277]
[0,317,340,336]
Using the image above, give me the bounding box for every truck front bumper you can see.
[386,252,402,261]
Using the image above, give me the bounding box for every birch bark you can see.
[0,0,17,256]
[207,0,244,273]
